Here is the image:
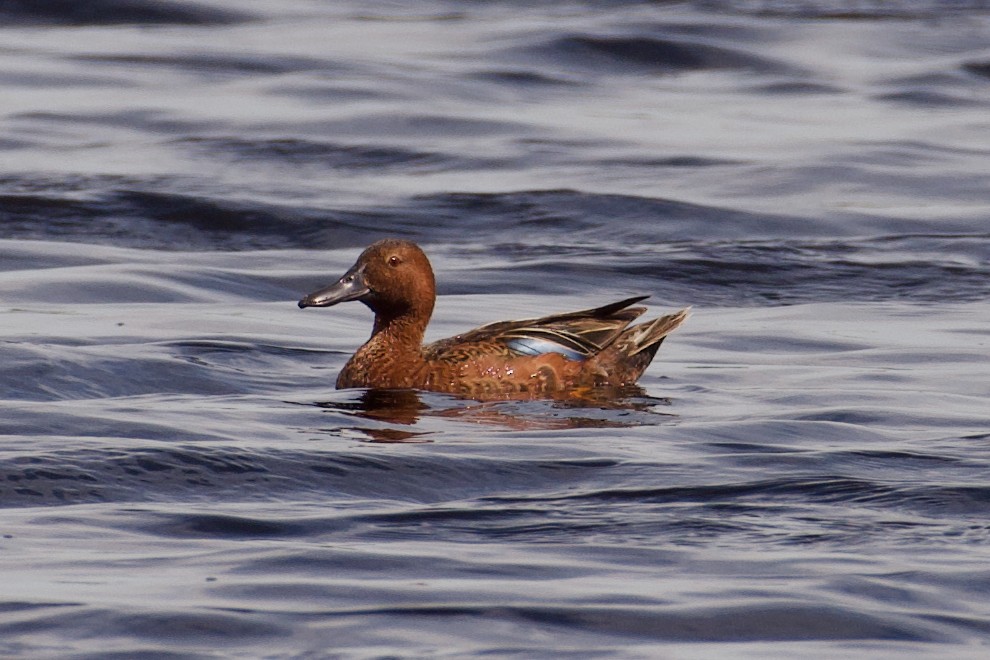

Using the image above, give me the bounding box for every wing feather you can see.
[424,296,650,362]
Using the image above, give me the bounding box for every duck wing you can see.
[426,296,649,362]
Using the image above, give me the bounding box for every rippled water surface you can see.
[2,1,990,657]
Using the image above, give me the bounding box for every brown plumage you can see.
[298,239,689,398]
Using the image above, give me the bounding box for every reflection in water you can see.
[341,388,427,425]
[313,385,676,442]
[356,427,432,444]
[314,389,432,442]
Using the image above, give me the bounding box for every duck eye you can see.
[388,255,401,267]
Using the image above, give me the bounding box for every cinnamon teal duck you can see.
[298,239,689,397]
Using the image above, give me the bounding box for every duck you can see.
[298,239,689,397]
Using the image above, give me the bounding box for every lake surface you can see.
[2,0,990,657]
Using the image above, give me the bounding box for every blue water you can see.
[2,1,990,656]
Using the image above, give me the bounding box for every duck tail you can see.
[589,307,691,385]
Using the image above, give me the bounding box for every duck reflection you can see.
[312,385,676,443]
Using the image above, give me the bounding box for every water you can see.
[2,0,990,656]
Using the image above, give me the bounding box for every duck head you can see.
[298,239,436,322]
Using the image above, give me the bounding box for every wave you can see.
[0,0,251,26]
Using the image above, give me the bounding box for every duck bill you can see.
[298,266,370,308]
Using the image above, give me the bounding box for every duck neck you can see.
[370,309,428,351]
